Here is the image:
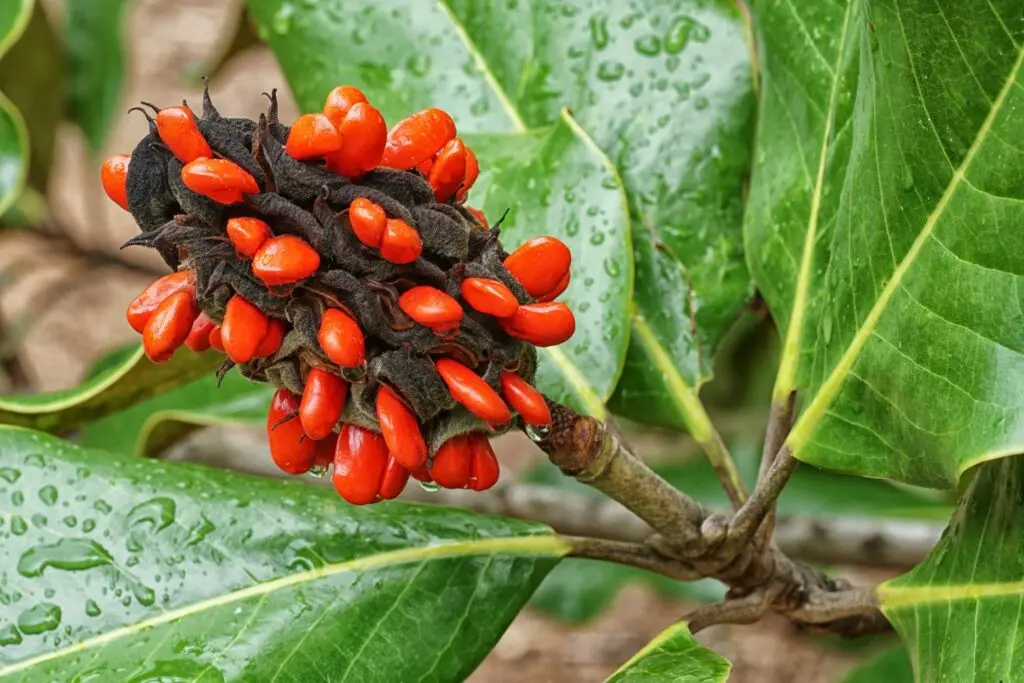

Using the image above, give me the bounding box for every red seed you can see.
[313,431,339,469]
[181,157,259,204]
[416,157,434,175]
[398,286,463,332]
[332,424,389,505]
[375,385,427,469]
[255,318,286,358]
[378,457,410,500]
[318,309,366,368]
[466,206,488,227]
[127,271,195,334]
[268,389,317,475]
[184,312,216,352]
[348,197,387,248]
[221,295,270,364]
[143,290,199,363]
[460,278,518,318]
[299,368,348,440]
[427,138,467,203]
[500,302,576,347]
[101,154,130,211]
[503,236,572,298]
[325,103,387,178]
[537,270,570,302]
[456,146,479,202]
[500,371,552,426]
[155,105,213,163]
[430,436,472,489]
[468,434,500,491]
[285,113,344,160]
[323,85,368,129]
[209,325,224,352]
[379,218,423,264]
[226,217,271,258]
[252,235,321,286]
[434,358,511,425]
[381,108,456,170]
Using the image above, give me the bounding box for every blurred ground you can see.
[0,1,886,680]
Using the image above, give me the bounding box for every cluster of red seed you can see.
[101,84,575,504]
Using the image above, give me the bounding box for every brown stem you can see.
[564,536,701,581]
[531,398,891,638]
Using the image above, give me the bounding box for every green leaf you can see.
[247,0,757,421]
[0,346,222,434]
[80,371,274,456]
[0,0,31,218]
[65,0,129,152]
[0,427,568,680]
[605,622,731,682]
[841,646,913,683]
[745,0,1024,487]
[880,455,1024,680]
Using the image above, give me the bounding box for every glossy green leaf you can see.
[0,346,221,434]
[746,0,1024,487]
[605,622,730,682]
[841,646,913,683]
[247,0,757,422]
[80,371,273,457]
[0,427,567,680]
[880,456,1024,681]
[65,0,129,152]
[0,0,31,218]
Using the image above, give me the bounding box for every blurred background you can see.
[0,0,926,680]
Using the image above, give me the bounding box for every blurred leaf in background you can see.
[0,0,32,218]
[65,0,130,153]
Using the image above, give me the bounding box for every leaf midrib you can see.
[771,0,855,400]
[787,29,1024,455]
[880,579,1024,610]
[0,535,569,678]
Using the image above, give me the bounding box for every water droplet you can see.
[694,96,709,111]
[128,497,176,533]
[596,61,625,82]
[634,34,661,57]
[38,485,58,506]
[82,518,96,533]
[11,491,23,507]
[307,465,329,479]
[271,3,294,34]
[63,515,77,528]
[405,53,431,77]
[31,513,47,527]
[418,480,440,493]
[18,538,113,577]
[525,424,551,442]
[0,624,22,645]
[85,599,101,617]
[589,13,609,50]
[17,603,61,635]
[589,232,606,246]
[0,467,20,483]
[133,583,156,607]
[901,163,914,190]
